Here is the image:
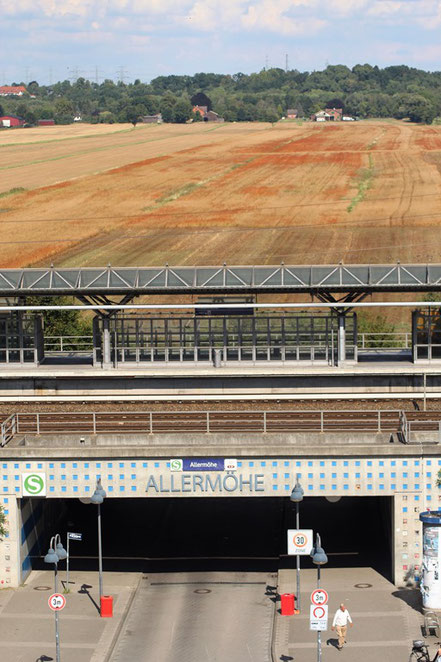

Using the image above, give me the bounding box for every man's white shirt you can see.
[332,609,352,627]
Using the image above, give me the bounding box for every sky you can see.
[1,0,441,84]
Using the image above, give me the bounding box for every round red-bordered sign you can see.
[312,605,326,619]
[292,533,308,548]
[311,589,328,606]
[48,593,66,611]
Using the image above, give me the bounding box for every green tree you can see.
[173,99,192,123]
[27,296,92,337]
[406,94,437,123]
[0,504,7,540]
[357,313,396,348]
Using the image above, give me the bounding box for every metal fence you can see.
[400,410,441,444]
[0,414,16,446]
[0,409,401,443]
[44,335,94,354]
[414,344,441,362]
[358,332,411,350]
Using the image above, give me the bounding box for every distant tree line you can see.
[1,63,441,125]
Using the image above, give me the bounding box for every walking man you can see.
[331,603,353,650]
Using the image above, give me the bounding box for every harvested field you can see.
[1,120,441,268]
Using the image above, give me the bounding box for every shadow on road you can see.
[78,583,100,614]
[392,588,423,614]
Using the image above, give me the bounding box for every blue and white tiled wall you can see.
[0,455,439,587]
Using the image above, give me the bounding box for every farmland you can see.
[1,120,441,269]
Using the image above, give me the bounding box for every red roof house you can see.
[325,108,343,121]
[0,86,27,96]
[192,105,207,117]
[0,115,25,127]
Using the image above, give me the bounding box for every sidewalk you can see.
[0,570,141,662]
[273,567,435,662]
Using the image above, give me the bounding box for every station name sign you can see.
[146,473,265,494]
[146,457,264,494]
[170,458,237,472]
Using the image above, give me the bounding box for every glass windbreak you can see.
[102,313,353,364]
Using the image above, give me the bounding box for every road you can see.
[110,571,275,662]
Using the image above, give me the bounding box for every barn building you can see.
[0,115,25,127]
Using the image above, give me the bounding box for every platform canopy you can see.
[0,263,440,298]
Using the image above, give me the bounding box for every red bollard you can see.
[280,593,295,616]
[100,595,113,618]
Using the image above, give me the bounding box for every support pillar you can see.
[420,511,441,609]
[337,314,346,366]
[102,317,112,368]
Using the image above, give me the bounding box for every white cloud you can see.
[1,0,441,37]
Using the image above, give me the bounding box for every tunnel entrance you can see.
[30,495,393,579]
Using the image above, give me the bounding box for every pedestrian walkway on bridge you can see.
[273,567,430,662]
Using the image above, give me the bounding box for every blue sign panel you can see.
[183,458,224,471]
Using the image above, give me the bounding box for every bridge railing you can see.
[400,411,441,443]
[358,332,411,350]
[44,335,94,354]
[12,409,401,436]
[0,414,17,446]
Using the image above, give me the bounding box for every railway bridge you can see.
[1,263,441,595]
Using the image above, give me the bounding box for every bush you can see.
[0,505,7,540]
[357,313,396,347]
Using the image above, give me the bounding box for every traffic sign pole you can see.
[296,502,300,612]
[66,534,70,594]
[54,567,60,662]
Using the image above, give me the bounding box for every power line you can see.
[116,66,129,83]
[0,238,439,262]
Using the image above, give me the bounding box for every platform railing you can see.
[358,332,411,350]
[111,344,358,365]
[44,335,94,353]
[400,411,441,444]
[414,344,441,362]
[11,409,400,436]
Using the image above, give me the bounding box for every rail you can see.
[358,332,411,350]
[400,411,441,444]
[112,344,351,365]
[0,413,16,446]
[414,344,441,362]
[11,409,400,436]
[44,335,94,353]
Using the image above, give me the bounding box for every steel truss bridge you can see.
[1,264,441,306]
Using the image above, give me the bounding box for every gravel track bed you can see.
[0,398,439,415]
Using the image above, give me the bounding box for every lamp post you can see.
[89,479,106,613]
[290,475,304,612]
[44,534,67,662]
[311,533,328,662]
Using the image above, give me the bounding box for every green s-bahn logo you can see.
[170,459,183,472]
[22,473,46,497]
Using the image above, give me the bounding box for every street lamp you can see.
[44,534,67,662]
[290,475,304,612]
[311,533,328,662]
[89,479,106,614]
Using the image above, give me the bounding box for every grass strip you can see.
[347,154,374,213]
[142,157,256,213]
[0,186,26,199]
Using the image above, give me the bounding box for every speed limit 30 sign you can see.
[287,529,313,556]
